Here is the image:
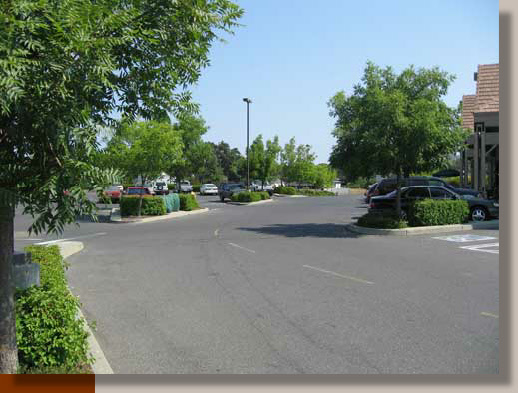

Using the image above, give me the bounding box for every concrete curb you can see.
[227,199,274,206]
[54,241,114,374]
[124,207,209,224]
[345,220,499,236]
[272,194,306,198]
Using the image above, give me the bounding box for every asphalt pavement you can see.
[13,194,499,374]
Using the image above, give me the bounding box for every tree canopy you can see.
[328,61,468,181]
[0,0,243,373]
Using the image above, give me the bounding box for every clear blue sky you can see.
[190,0,499,163]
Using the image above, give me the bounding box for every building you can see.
[460,63,499,199]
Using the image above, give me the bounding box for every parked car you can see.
[179,180,193,193]
[126,186,155,196]
[153,182,169,195]
[369,186,499,221]
[251,180,274,195]
[364,183,379,203]
[200,183,219,195]
[103,185,122,202]
[218,183,246,202]
[376,176,482,198]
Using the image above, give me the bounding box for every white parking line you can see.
[480,312,499,319]
[214,228,220,237]
[228,242,255,254]
[459,242,499,254]
[35,232,107,245]
[303,265,374,285]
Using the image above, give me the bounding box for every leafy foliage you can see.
[120,196,166,216]
[230,191,263,203]
[328,62,468,182]
[179,194,200,211]
[16,246,92,372]
[408,199,469,226]
[273,186,297,195]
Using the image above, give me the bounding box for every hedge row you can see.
[298,189,335,196]
[273,186,297,195]
[120,196,166,216]
[231,191,270,203]
[409,199,469,226]
[179,193,200,211]
[16,245,93,373]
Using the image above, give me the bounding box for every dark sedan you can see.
[218,183,246,202]
[369,186,498,221]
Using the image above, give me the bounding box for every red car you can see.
[103,185,122,201]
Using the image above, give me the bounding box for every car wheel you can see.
[470,206,487,221]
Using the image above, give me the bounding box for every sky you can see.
[189,0,499,163]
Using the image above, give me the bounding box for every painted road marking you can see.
[35,232,107,245]
[303,265,374,285]
[480,312,499,319]
[432,234,497,243]
[228,242,256,254]
[459,242,499,254]
[214,228,220,237]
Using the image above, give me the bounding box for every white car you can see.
[200,183,218,195]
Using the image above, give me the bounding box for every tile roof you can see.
[475,63,499,113]
[462,95,476,130]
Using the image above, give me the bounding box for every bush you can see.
[120,196,166,216]
[408,199,469,227]
[357,212,408,229]
[179,193,200,211]
[16,246,92,372]
[259,191,270,200]
[273,186,297,195]
[167,183,177,192]
[298,189,335,196]
[231,191,264,202]
[192,185,201,193]
[162,193,180,213]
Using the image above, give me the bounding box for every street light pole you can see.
[243,98,252,190]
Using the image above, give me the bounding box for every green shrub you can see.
[298,189,335,196]
[16,246,92,372]
[273,186,297,195]
[179,193,200,211]
[162,193,180,213]
[259,191,270,200]
[408,199,469,227]
[120,196,166,216]
[357,212,408,229]
[230,191,264,202]
[167,184,177,192]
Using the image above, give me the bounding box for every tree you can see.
[104,121,183,215]
[189,142,223,184]
[0,0,242,373]
[213,141,243,182]
[249,135,281,188]
[312,164,337,189]
[328,61,468,215]
[280,138,297,185]
[169,114,210,188]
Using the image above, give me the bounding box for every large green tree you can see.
[328,61,468,215]
[213,141,242,182]
[249,135,281,188]
[0,0,242,373]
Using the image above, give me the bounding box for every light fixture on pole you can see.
[243,98,252,190]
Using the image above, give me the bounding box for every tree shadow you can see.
[237,223,364,239]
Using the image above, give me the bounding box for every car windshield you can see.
[156,182,165,186]
[106,186,120,191]
[229,184,243,189]
[204,184,216,188]
[127,188,146,194]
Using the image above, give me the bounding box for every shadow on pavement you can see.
[237,223,363,239]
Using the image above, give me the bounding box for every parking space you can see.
[432,232,499,255]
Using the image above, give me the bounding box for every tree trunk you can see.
[0,203,18,374]
[395,172,402,218]
[138,177,145,216]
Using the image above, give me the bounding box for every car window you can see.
[379,180,397,193]
[430,187,454,199]
[406,188,430,198]
[409,179,427,186]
